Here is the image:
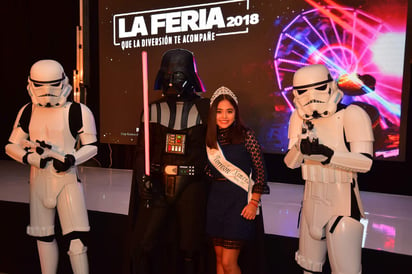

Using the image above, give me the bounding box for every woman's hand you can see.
[241,201,258,220]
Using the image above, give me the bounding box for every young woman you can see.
[205,86,270,274]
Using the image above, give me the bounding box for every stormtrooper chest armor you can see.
[29,103,76,155]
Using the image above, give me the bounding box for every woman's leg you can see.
[214,245,224,274]
[221,247,241,274]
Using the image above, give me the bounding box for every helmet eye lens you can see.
[296,89,307,95]
[32,80,62,88]
[315,84,328,91]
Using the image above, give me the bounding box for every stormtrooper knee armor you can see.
[68,239,89,274]
[326,216,364,274]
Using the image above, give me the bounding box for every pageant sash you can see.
[206,144,260,215]
[207,144,260,214]
[206,144,254,193]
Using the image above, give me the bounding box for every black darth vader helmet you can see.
[154,49,205,97]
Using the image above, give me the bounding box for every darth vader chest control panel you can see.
[165,133,186,154]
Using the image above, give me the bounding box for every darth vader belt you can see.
[164,165,195,176]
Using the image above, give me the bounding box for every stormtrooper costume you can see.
[130,49,209,274]
[5,59,97,274]
[284,64,374,274]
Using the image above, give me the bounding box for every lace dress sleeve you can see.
[245,129,270,195]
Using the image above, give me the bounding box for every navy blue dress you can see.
[206,127,269,248]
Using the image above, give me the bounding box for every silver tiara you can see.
[210,86,238,106]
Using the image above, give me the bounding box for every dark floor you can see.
[1,201,411,274]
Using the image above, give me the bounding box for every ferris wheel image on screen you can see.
[272,3,406,159]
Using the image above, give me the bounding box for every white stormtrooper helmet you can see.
[292,64,343,120]
[27,59,72,107]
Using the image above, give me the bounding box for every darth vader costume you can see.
[127,49,210,274]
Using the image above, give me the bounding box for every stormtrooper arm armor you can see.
[73,143,97,166]
[284,111,304,169]
[284,139,304,169]
[73,104,98,165]
[5,105,41,166]
[6,131,47,170]
[6,129,28,164]
[328,104,374,173]
[327,145,373,173]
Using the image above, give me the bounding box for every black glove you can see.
[137,174,154,209]
[300,137,313,155]
[138,174,153,200]
[53,154,76,172]
[137,164,163,207]
[40,157,53,168]
[300,137,334,164]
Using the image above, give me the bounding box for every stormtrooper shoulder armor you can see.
[343,104,374,144]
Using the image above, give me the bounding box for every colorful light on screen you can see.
[273,0,407,158]
[371,32,406,76]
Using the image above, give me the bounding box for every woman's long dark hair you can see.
[206,94,247,149]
